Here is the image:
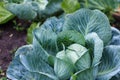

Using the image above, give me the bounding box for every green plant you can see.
[0,67,7,80]
[0,77,7,80]
[61,0,80,14]
[79,0,120,22]
[7,9,120,80]
[13,20,25,31]
[9,47,18,54]
[0,1,14,24]
[26,22,40,44]
[4,0,63,20]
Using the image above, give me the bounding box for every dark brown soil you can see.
[112,12,120,30]
[0,20,28,78]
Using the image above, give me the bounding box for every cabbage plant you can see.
[0,1,14,24]
[61,0,80,14]
[4,0,63,20]
[79,0,119,22]
[7,9,120,80]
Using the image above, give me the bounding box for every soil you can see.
[0,19,29,78]
[112,13,120,30]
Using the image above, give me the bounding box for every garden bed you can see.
[0,14,120,80]
[0,20,27,78]
[1,0,120,79]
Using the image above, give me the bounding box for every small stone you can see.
[1,72,5,76]
[9,34,13,37]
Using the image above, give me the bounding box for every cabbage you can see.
[7,9,120,80]
[5,0,63,20]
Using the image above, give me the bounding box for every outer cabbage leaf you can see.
[61,0,80,13]
[20,46,58,80]
[109,27,120,80]
[82,0,119,11]
[33,17,64,56]
[33,28,57,60]
[63,9,112,45]
[111,27,120,36]
[85,32,103,66]
[32,0,48,10]
[6,3,37,20]
[26,22,40,44]
[5,0,63,20]
[0,5,14,24]
[110,27,120,45]
[111,73,120,80]
[7,56,32,80]
[97,45,120,80]
[79,0,119,22]
[5,0,48,20]
[7,45,58,80]
[4,0,24,3]
[40,17,64,33]
[38,0,63,19]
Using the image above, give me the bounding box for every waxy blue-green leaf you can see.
[6,0,63,20]
[6,3,37,20]
[85,32,103,66]
[7,56,31,80]
[33,17,64,56]
[63,9,112,45]
[97,45,120,80]
[5,0,24,3]
[111,27,120,36]
[33,27,58,56]
[41,17,64,33]
[19,45,58,80]
[5,0,48,20]
[32,0,48,10]
[109,28,120,80]
[7,45,58,80]
[110,27,120,45]
[38,0,63,19]
[111,73,120,80]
